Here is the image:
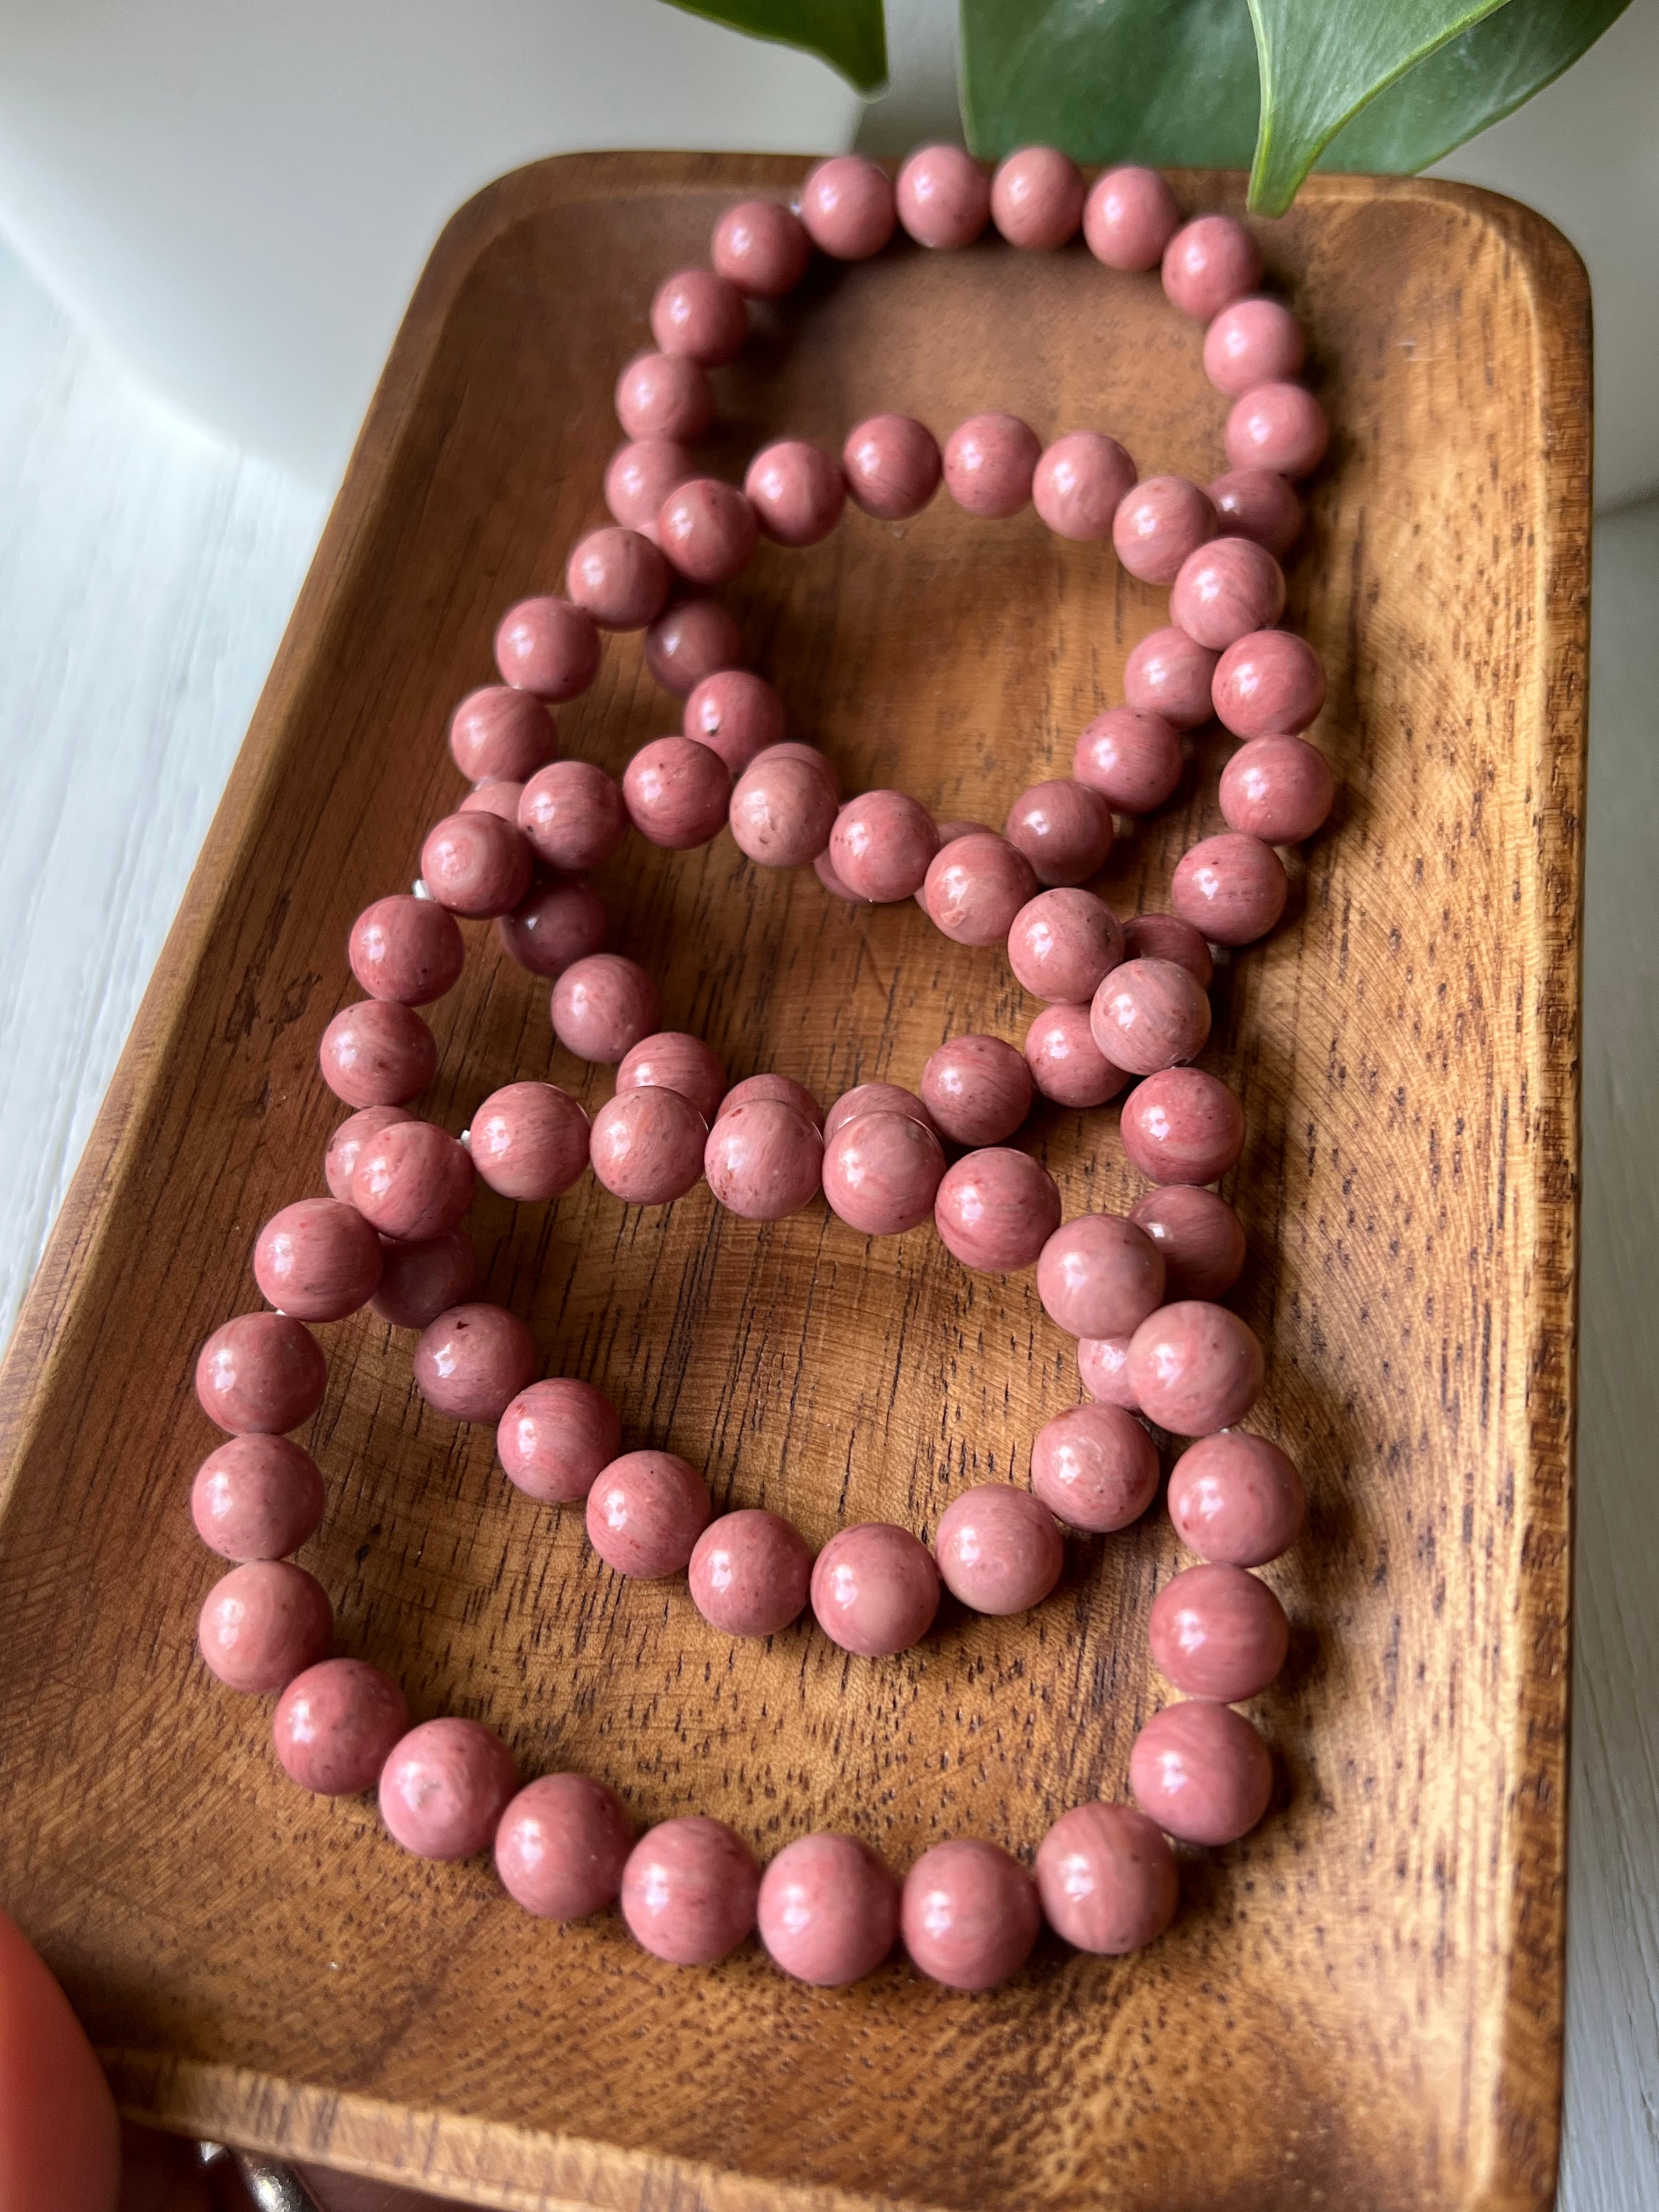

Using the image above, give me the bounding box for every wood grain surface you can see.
[0,155,1588,2212]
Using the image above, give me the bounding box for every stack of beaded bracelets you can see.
[186,144,1328,1994]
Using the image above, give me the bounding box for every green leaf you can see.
[658,0,888,93]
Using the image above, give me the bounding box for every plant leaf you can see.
[658,0,888,94]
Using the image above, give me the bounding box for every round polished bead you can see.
[199,1560,331,1694]
[1113,476,1216,586]
[1005,778,1115,886]
[713,198,811,297]
[1172,831,1288,946]
[842,414,942,521]
[615,351,714,442]
[273,1658,408,1796]
[895,144,989,249]
[379,1718,517,1860]
[1083,165,1180,269]
[822,1111,947,1235]
[1129,1184,1246,1300]
[616,1031,725,1124]
[718,1073,823,1130]
[1031,1401,1159,1530]
[829,790,938,903]
[815,830,867,899]
[605,437,693,537]
[944,411,1041,519]
[497,1377,621,1505]
[1025,1003,1130,1108]
[319,1001,436,1109]
[1129,1700,1272,1845]
[460,780,524,825]
[1123,625,1219,730]
[689,1509,814,1637]
[495,1773,633,1920]
[253,1198,381,1322]
[744,439,845,548]
[1167,1431,1306,1565]
[1122,911,1214,987]
[469,1080,589,1201]
[1204,296,1305,396]
[1162,214,1262,320]
[934,1484,1063,1615]
[651,267,746,365]
[324,1106,412,1202]
[449,685,557,783]
[1008,888,1123,1005]
[811,1522,940,1655]
[1076,1333,1139,1410]
[1171,537,1286,651]
[1149,1561,1290,1701]
[1033,430,1137,541]
[1091,957,1211,1076]
[191,1434,324,1561]
[913,818,990,914]
[922,832,1039,946]
[622,1816,760,1964]
[370,1228,477,1330]
[657,479,759,586]
[497,872,607,979]
[1073,708,1183,815]
[759,1833,899,1987]
[351,1120,473,1242]
[901,1839,1040,1991]
[1127,1300,1264,1435]
[1036,1803,1177,1953]
[586,1450,710,1578]
[1121,1067,1245,1186]
[420,810,533,918]
[1212,628,1325,737]
[823,1083,934,1142]
[1037,1213,1165,1339]
[494,596,602,702]
[704,1099,823,1220]
[566,526,672,631]
[683,670,783,776]
[589,1087,707,1206]
[1219,733,1334,843]
[920,1035,1033,1148]
[730,743,839,866]
[934,1148,1062,1272]
[1208,466,1301,557]
[413,1303,537,1423]
[801,155,896,259]
[1226,381,1329,478]
[645,596,741,694]
[550,953,661,1063]
[622,735,731,849]
[990,146,1085,249]
[195,1313,326,1435]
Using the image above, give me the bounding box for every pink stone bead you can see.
[1009,888,1124,1004]
[469,1080,589,1201]
[1127,1300,1264,1435]
[713,198,811,298]
[495,1774,633,1920]
[944,412,1041,520]
[935,1148,1062,1272]
[842,414,942,521]
[901,1839,1040,1991]
[1168,1431,1306,1565]
[718,1073,823,1130]
[191,1434,324,1561]
[324,1105,412,1202]
[934,1483,1063,1615]
[1024,1004,1130,1109]
[1121,1068,1245,1186]
[1122,912,1214,988]
[1113,475,1216,585]
[822,1111,947,1236]
[1226,381,1329,478]
[1172,831,1288,945]
[1130,1184,1246,1300]
[1123,625,1219,730]
[990,146,1085,250]
[895,144,990,249]
[460,780,524,825]
[1036,1803,1178,1954]
[1208,467,1302,557]
[589,1087,707,1206]
[1037,1214,1165,1340]
[683,670,783,776]
[347,895,464,1009]
[379,1718,518,1860]
[645,596,742,693]
[497,872,607,979]
[1031,1402,1159,1531]
[605,437,693,537]
[370,1228,478,1330]
[586,1449,710,1577]
[413,1303,537,1423]
[1073,708,1183,815]
[273,1659,408,1796]
[1149,1561,1289,1701]
[759,1833,899,1987]
[198,1560,331,1694]
[1129,1700,1272,1845]
[1083,166,1181,270]
[689,1509,814,1637]
[420,810,533,918]
[566,526,672,631]
[922,833,1039,946]
[1219,733,1334,843]
[823,1083,934,1142]
[830,789,939,902]
[449,685,558,783]
[1171,537,1286,651]
[1162,214,1263,320]
[1076,1333,1139,1412]
[920,1035,1034,1148]
[616,1031,725,1124]
[253,1198,381,1322]
[615,351,714,442]
[657,478,759,586]
[550,953,661,1063]
[320,1002,436,1110]
[351,1120,473,1243]
[622,735,731,849]
[494,596,602,702]
[1204,297,1306,396]
[651,267,747,365]
[704,1099,823,1220]
[518,760,629,872]
[1091,957,1211,1077]
[1005,778,1115,886]
[729,743,840,867]
[744,439,845,547]
[195,1313,326,1435]
[810,1522,940,1655]
[622,1816,760,1965]
[1033,431,1137,541]
[800,155,896,259]
[911,821,986,915]
[497,1376,622,1505]
[1212,627,1325,737]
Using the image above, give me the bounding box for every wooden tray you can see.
[0,154,1587,2212]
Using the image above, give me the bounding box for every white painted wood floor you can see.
[0,236,1651,2209]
